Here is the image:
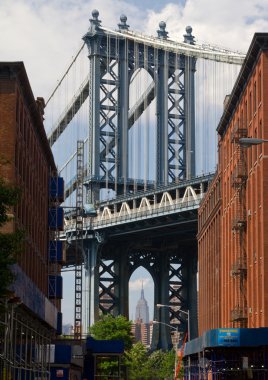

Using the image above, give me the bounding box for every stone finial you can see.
[89,9,101,29]
[118,14,129,31]
[184,26,195,44]
[157,21,168,39]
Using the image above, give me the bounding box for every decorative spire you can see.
[157,21,168,40]
[118,14,129,31]
[141,280,144,299]
[184,26,195,45]
[88,9,102,32]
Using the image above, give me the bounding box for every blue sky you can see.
[1,0,268,326]
[123,0,185,11]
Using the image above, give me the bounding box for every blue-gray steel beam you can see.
[117,36,129,190]
[83,12,102,202]
[85,239,100,326]
[116,253,129,316]
[156,50,169,185]
[184,27,196,179]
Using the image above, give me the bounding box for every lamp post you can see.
[156,304,190,379]
[156,304,190,340]
[152,320,180,379]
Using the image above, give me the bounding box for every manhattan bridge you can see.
[45,10,245,349]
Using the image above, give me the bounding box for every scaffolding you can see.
[74,141,84,340]
[48,172,64,332]
[0,300,51,380]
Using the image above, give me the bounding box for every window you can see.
[254,127,257,163]
[259,120,262,155]
[248,136,252,169]
[249,92,252,120]
[258,71,262,104]
[245,100,248,126]
[253,81,256,113]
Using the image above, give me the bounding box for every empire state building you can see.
[132,284,151,346]
[135,286,149,323]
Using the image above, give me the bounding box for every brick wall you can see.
[198,38,268,334]
[0,63,54,299]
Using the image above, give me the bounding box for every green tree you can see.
[89,315,134,378]
[126,342,151,380]
[89,314,134,350]
[0,177,23,299]
[126,345,177,380]
[89,315,181,379]
[147,349,176,379]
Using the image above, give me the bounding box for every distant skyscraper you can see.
[135,283,149,323]
[132,284,151,346]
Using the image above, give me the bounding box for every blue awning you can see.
[184,328,268,356]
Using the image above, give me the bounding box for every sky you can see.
[1,0,268,326]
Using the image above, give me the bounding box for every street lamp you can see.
[156,304,191,380]
[239,137,268,147]
[152,320,180,379]
[156,304,190,340]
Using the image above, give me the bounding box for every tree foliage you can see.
[126,342,151,379]
[89,314,134,350]
[126,344,176,380]
[0,177,20,227]
[147,349,176,379]
[89,315,179,379]
[0,177,23,299]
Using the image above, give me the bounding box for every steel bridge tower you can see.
[83,10,196,204]
[77,10,198,349]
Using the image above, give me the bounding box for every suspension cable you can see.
[46,43,85,106]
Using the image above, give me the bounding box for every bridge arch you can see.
[181,185,198,203]
[100,206,112,220]
[128,68,156,182]
[159,191,173,208]
[138,197,152,212]
[129,267,154,325]
[119,202,131,216]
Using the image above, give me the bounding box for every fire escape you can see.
[230,123,248,327]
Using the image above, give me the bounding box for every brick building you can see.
[183,33,268,377]
[198,32,268,333]
[0,62,64,379]
[197,172,221,333]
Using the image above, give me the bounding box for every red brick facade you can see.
[0,62,57,299]
[198,173,221,333]
[198,34,268,335]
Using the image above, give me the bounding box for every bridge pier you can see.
[85,239,101,326]
[152,254,172,350]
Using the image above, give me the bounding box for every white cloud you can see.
[148,0,268,51]
[1,0,268,101]
[129,277,152,291]
[0,0,140,99]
